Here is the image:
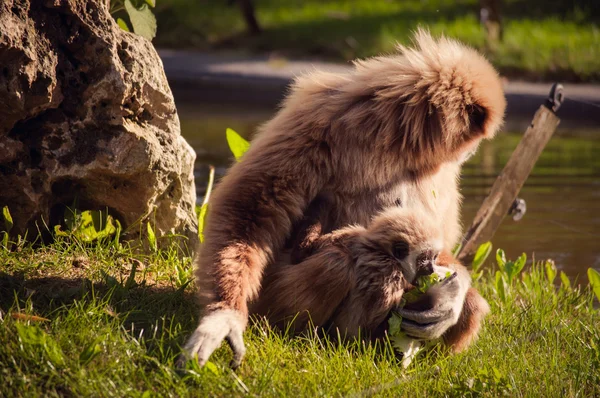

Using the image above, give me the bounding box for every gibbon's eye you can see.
[392,241,409,260]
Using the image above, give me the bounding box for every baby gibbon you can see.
[252,207,490,352]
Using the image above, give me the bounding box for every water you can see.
[177,102,600,282]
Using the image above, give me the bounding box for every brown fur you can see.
[253,208,490,351]
[184,30,505,366]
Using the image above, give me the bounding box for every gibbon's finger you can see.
[226,327,246,369]
[400,318,454,340]
[180,309,245,367]
[395,306,452,324]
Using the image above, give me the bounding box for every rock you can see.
[0,0,197,250]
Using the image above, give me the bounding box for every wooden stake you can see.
[457,85,563,264]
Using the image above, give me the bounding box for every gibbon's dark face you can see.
[388,238,441,284]
[365,208,444,283]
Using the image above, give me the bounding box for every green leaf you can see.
[144,0,155,7]
[226,128,250,161]
[495,271,506,303]
[147,222,157,252]
[545,260,557,284]
[16,323,64,366]
[117,17,130,32]
[198,203,208,243]
[559,271,571,291]
[79,338,103,366]
[496,249,506,269]
[472,242,492,272]
[124,0,157,40]
[2,206,13,232]
[451,242,462,257]
[588,268,600,301]
[505,253,526,284]
[204,361,220,376]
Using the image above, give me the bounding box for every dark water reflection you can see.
[177,103,600,282]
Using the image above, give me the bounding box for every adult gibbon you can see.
[180,30,505,368]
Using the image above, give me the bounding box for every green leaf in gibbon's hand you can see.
[124,0,157,40]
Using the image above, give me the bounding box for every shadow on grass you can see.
[0,271,200,360]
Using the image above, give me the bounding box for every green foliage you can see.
[110,0,157,40]
[588,268,600,302]
[1,205,13,249]
[197,203,208,243]
[79,337,103,366]
[471,241,492,281]
[147,222,157,252]
[55,208,121,245]
[226,128,251,161]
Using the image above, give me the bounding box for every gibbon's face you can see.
[364,208,444,283]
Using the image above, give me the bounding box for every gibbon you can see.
[252,207,489,352]
[181,30,505,368]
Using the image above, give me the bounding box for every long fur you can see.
[185,30,505,365]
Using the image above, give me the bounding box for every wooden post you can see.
[457,84,564,264]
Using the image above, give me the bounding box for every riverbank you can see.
[1,236,599,396]
[159,49,600,131]
[154,0,600,82]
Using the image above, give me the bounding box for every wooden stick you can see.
[457,85,563,264]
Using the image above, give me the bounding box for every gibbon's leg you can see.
[396,251,490,348]
[180,139,333,367]
[252,241,358,334]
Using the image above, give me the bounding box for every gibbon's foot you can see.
[178,309,247,369]
[395,272,469,340]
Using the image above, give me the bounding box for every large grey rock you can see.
[0,0,197,249]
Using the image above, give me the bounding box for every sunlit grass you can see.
[1,232,599,396]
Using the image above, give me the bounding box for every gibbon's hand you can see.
[178,309,246,369]
[395,272,470,340]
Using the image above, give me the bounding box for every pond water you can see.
[177,102,600,282]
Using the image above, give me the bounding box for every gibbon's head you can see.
[351,29,506,169]
[360,207,444,283]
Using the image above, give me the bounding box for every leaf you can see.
[496,249,506,269]
[147,222,157,252]
[204,361,220,376]
[588,268,600,301]
[15,323,64,366]
[80,338,103,366]
[198,203,208,243]
[560,271,571,291]
[495,271,506,303]
[117,17,130,32]
[2,206,13,232]
[124,0,157,40]
[451,242,462,257]
[505,253,526,284]
[11,312,50,322]
[472,242,492,272]
[144,0,155,7]
[226,128,250,161]
[545,260,557,284]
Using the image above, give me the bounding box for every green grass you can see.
[1,230,599,397]
[154,0,600,81]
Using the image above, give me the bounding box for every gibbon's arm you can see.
[396,251,490,350]
[253,246,357,334]
[181,134,333,368]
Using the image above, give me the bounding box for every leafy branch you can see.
[110,0,157,41]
